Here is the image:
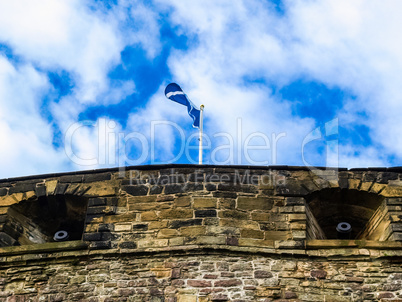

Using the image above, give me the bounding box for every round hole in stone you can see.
[54,230,69,242]
[336,222,351,233]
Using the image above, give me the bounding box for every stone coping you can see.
[306,239,402,249]
[0,240,88,256]
[4,163,401,183]
[1,241,402,265]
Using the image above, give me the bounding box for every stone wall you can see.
[1,248,402,302]
[0,165,402,301]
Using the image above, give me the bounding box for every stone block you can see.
[240,229,264,239]
[150,185,163,195]
[114,223,132,232]
[195,236,226,245]
[238,238,275,248]
[259,175,275,189]
[103,212,137,223]
[85,224,98,232]
[300,179,319,192]
[175,196,191,207]
[170,218,203,229]
[294,206,305,213]
[164,184,183,194]
[310,269,327,279]
[250,212,269,222]
[34,185,46,197]
[275,240,305,249]
[219,210,249,220]
[275,179,309,196]
[387,198,402,205]
[119,241,137,249]
[159,208,193,219]
[59,175,83,183]
[123,185,149,196]
[180,226,206,237]
[45,180,58,195]
[157,229,179,239]
[89,197,107,206]
[389,215,402,223]
[195,210,217,217]
[149,220,169,229]
[193,198,217,208]
[128,195,157,204]
[0,194,21,206]
[289,214,306,222]
[237,197,274,211]
[290,223,306,230]
[137,239,168,248]
[9,183,36,194]
[83,173,111,183]
[183,183,204,192]
[98,223,114,232]
[377,172,398,184]
[83,232,102,241]
[360,181,372,191]
[218,183,258,194]
[220,219,260,230]
[187,280,212,287]
[213,191,237,198]
[370,183,387,193]
[89,240,111,249]
[381,186,402,197]
[132,223,148,231]
[254,270,273,278]
[87,206,116,215]
[70,275,86,284]
[205,183,217,191]
[85,181,117,197]
[348,179,361,190]
[157,195,175,202]
[292,230,306,240]
[219,198,235,209]
[177,295,197,302]
[226,236,239,246]
[214,279,242,287]
[378,292,395,299]
[188,173,205,182]
[264,231,291,240]
[129,203,158,211]
[338,177,349,189]
[202,218,218,227]
[284,197,305,206]
[169,237,184,246]
[141,211,158,221]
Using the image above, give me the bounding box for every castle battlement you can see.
[0,165,401,301]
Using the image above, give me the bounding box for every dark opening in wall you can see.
[0,195,88,246]
[305,188,388,240]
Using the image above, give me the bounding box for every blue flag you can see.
[165,83,201,128]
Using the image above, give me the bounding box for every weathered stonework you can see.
[0,165,401,301]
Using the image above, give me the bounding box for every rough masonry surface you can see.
[0,164,401,301]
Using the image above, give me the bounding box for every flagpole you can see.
[199,105,204,165]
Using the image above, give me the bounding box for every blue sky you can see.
[0,0,400,178]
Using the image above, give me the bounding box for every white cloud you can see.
[1,0,402,178]
[0,0,162,176]
[0,56,66,178]
[150,0,402,167]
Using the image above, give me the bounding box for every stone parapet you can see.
[0,164,401,301]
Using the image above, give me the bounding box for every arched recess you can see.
[0,194,88,246]
[305,188,388,240]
